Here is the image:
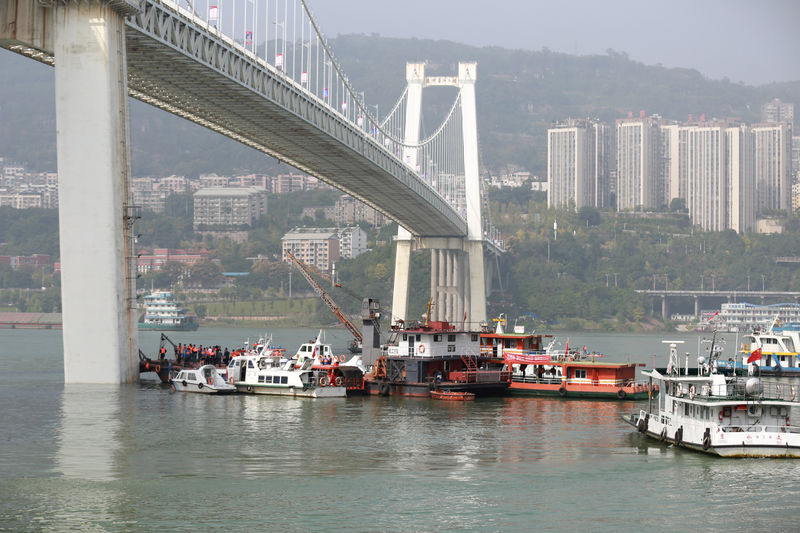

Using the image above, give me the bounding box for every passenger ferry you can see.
[624,340,800,457]
[364,317,511,397]
[227,350,346,398]
[138,291,198,331]
[715,318,800,376]
[290,331,366,394]
[481,318,652,400]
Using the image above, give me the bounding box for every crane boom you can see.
[286,251,362,343]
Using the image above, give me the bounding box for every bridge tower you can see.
[391,62,487,327]
[1,0,140,383]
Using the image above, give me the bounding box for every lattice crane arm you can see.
[286,251,362,343]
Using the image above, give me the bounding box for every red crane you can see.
[285,250,362,344]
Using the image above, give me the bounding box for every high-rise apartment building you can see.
[752,123,792,212]
[616,116,661,211]
[547,119,610,210]
[192,187,268,229]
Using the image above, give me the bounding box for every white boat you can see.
[171,365,236,394]
[139,291,199,331]
[226,350,346,398]
[624,340,800,457]
[715,317,800,376]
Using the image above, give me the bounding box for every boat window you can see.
[264,376,272,383]
[434,335,441,342]
[684,403,689,416]
[187,372,196,381]
[786,339,796,352]
[248,361,254,368]
[448,345,456,352]
[402,334,408,341]
[504,339,512,348]
[281,376,288,384]
[448,334,456,342]
[258,376,265,383]
[574,369,587,379]
[472,335,479,342]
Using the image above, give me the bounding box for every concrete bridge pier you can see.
[54,0,140,383]
[694,296,700,319]
[661,295,669,321]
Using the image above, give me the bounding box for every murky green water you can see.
[2,327,798,531]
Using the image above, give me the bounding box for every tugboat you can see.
[480,316,652,400]
[623,339,800,457]
[364,302,511,397]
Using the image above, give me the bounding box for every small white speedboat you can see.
[171,365,237,394]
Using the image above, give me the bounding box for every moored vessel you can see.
[138,291,198,331]
[481,317,652,400]
[364,316,511,397]
[624,340,800,457]
[171,365,236,394]
[227,349,347,398]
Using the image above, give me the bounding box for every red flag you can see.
[747,348,762,364]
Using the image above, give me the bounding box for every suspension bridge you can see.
[0,0,503,383]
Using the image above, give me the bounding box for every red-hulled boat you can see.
[430,390,475,401]
[480,317,654,400]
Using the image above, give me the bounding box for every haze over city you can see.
[311,0,800,85]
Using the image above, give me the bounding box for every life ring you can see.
[379,382,390,396]
[155,364,161,373]
[675,384,684,397]
[418,344,425,354]
[616,389,626,400]
[688,385,696,400]
[675,427,683,445]
[182,380,187,387]
[338,355,346,363]
[659,428,667,441]
[228,375,235,385]
[558,386,567,397]
[702,435,711,450]
[334,376,343,386]
[198,382,204,389]
[319,376,329,387]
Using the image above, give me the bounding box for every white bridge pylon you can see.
[391,62,488,328]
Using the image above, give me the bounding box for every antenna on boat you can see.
[662,340,684,376]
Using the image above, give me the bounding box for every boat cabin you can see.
[385,321,481,359]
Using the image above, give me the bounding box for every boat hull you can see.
[510,381,653,400]
[235,383,346,398]
[623,414,800,458]
[171,381,236,394]
[138,322,199,332]
[363,379,509,397]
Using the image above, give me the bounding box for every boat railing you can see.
[448,370,512,383]
[719,425,800,434]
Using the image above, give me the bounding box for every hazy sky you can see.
[310,0,799,85]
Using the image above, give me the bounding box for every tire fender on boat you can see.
[616,389,626,400]
[558,386,567,397]
[155,364,161,373]
[182,380,187,387]
[659,428,667,441]
[702,435,711,450]
[379,382,390,396]
[637,417,647,433]
[675,427,683,445]
[246,385,252,392]
[198,382,203,390]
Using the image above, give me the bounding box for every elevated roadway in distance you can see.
[636,289,800,320]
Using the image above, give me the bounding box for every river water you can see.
[2,327,799,532]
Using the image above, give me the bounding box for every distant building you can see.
[301,205,336,221]
[334,194,387,227]
[0,254,51,270]
[192,187,268,229]
[752,123,793,213]
[547,118,611,210]
[136,248,210,273]
[281,227,340,273]
[720,302,800,328]
[338,226,368,259]
[761,98,794,127]
[616,114,660,211]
